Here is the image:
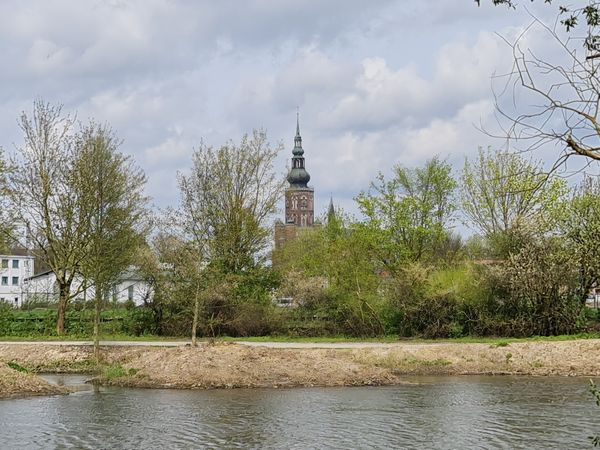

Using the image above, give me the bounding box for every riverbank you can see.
[0,364,68,399]
[1,339,599,391]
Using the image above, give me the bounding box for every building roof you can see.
[0,254,35,259]
[24,269,53,282]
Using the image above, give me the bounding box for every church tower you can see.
[274,113,315,252]
[284,113,314,227]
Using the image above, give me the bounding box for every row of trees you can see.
[1,96,599,340]
[0,101,147,356]
[0,102,285,343]
[275,150,600,337]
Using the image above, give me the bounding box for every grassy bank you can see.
[2,332,600,345]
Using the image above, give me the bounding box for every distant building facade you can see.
[23,267,152,307]
[0,255,35,307]
[274,115,314,250]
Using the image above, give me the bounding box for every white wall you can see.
[0,256,34,308]
[23,271,152,307]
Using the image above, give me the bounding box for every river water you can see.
[0,375,598,449]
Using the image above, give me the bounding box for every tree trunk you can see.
[93,284,102,361]
[191,289,200,347]
[56,283,70,335]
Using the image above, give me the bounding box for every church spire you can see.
[293,107,303,154]
[327,196,337,224]
[287,109,310,188]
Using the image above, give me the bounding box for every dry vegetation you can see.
[1,340,599,394]
[0,364,67,399]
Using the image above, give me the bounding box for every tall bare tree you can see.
[492,7,600,164]
[174,130,285,341]
[0,149,14,252]
[178,130,285,273]
[7,101,91,334]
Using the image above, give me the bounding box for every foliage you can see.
[170,130,285,342]
[7,101,148,335]
[177,130,285,273]
[73,121,149,357]
[7,100,84,334]
[0,307,150,337]
[558,176,600,299]
[482,238,584,336]
[356,156,457,270]
[461,147,566,257]
[6,361,28,373]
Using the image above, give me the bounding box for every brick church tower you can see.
[274,113,314,250]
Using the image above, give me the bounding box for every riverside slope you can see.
[1,340,600,391]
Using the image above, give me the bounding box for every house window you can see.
[1,259,7,269]
[128,285,134,301]
[12,260,19,269]
[12,277,18,285]
[1,277,7,285]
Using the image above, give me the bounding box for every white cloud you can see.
[0,0,570,221]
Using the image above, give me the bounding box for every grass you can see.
[0,334,186,342]
[102,365,138,380]
[221,332,600,345]
[6,361,29,373]
[404,357,452,367]
[1,332,600,345]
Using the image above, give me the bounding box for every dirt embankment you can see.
[0,339,599,391]
[0,364,67,399]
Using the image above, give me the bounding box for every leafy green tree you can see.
[484,237,583,335]
[277,212,385,336]
[356,157,457,272]
[460,147,566,256]
[559,176,600,300]
[73,123,148,358]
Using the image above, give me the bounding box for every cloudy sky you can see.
[0,0,570,221]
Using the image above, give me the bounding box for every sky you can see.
[0,0,584,225]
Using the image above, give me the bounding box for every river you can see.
[0,375,597,449]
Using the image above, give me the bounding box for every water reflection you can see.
[0,376,597,449]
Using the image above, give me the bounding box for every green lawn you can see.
[2,332,599,345]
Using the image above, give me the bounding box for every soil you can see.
[0,339,599,392]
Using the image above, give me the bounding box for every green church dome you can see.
[287,113,310,188]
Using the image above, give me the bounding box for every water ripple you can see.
[0,376,597,449]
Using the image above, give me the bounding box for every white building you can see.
[23,267,152,307]
[0,255,35,308]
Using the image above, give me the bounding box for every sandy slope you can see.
[0,340,599,391]
[0,365,67,399]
